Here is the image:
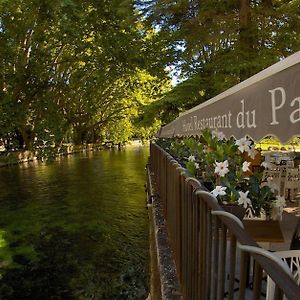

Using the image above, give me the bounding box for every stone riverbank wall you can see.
[0,144,103,167]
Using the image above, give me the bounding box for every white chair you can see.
[262,170,282,182]
[286,160,295,168]
[278,165,287,177]
[283,169,299,201]
[266,250,300,300]
[244,207,266,220]
[262,170,283,196]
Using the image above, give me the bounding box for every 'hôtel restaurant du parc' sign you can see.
[159,51,300,143]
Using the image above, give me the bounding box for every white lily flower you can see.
[237,191,252,208]
[235,137,251,153]
[247,145,258,160]
[194,162,200,169]
[188,155,196,162]
[211,186,227,197]
[214,160,229,177]
[212,130,226,141]
[242,161,251,172]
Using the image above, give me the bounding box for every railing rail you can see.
[149,142,300,299]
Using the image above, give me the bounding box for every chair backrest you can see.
[284,168,300,190]
[280,160,287,165]
[266,250,300,300]
[262,170,282,195]
[279,165,287,177]
[262,170,282,180]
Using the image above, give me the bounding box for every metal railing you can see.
[148,142,300,300]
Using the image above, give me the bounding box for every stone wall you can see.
[0,144,103,167]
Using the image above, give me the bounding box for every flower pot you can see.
[221,204,246,220]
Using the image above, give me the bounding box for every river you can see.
[0,146,149,300]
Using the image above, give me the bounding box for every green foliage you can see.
[0,0,170,157]
[136,0,300,123]
[185,160,197,176]
[157,129,276,216]
[140,0,300,76]
[141,74,209,124]
[103,119,133,145]
[2,0,299,156]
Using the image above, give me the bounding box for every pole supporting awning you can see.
[158,51,300,143]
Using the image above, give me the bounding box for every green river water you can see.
[0,146,149,300]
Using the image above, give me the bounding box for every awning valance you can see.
[158,51,300,143]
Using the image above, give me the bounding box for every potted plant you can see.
[158,129,280,219]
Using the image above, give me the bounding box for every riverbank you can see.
[0,140,148,167]
[0,144,103,167]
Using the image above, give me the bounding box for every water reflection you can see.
[0,146,149,299]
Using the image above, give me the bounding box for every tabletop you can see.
[243,212,300,251]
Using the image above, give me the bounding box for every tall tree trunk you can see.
[238,0,256,81]
[19,126,35,150]
[73,126,88,145]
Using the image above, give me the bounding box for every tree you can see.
[136,0,300,121]
[0,0,171,155]
[130,69,171,140]
[0,0,81,150]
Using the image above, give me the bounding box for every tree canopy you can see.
[1,0,300,158]
[0,0,171,157]
[136,0,300,123]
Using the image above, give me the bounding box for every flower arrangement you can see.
[158,129,286,218]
